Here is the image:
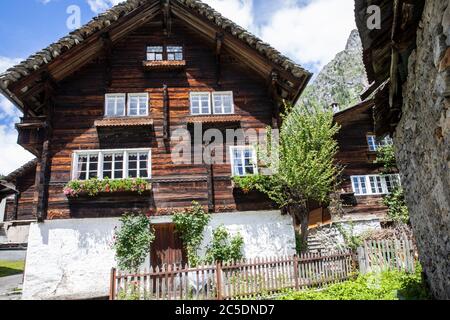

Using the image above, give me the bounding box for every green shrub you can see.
[375,144,397,173]
[173,202,211,267]
[383,187,410,224]
[278,265,430,300]
[113,213,155,272]
[205,226,244,264]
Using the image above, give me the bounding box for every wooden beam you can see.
[215,32,224,85]
[101,32,113,88]
[206,163,215,213]
[34,139,50,222]
[161,0,172,36]
[163,84,170,150]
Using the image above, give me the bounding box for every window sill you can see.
[94,117,153,128]
[186,115,242,124]
[142,60,186,71]
[66,189,152,200]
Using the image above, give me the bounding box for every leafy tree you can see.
[113,213,155,272]
[234,102,341,251]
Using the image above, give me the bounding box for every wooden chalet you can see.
[308,100,401,228]
[0,1,313,293]
[0,0,311,224]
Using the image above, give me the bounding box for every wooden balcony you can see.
[15,116,48,156]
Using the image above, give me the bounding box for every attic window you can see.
[167,46,183,61]
[146,45,183,61]
[147,46,164,61]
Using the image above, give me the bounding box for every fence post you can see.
[293,255,299,290]
[109,268,117,300]
[216,262,223,300]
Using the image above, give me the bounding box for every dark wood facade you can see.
[1,2,311,222]
[334,100,389,217]
[308,100,393,228]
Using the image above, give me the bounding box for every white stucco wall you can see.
[22,210,295,300]
[5,223,31,244]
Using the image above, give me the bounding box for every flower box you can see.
[64,178,152,199]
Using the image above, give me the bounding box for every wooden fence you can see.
[357,237,416,274]
[110,250,355,300]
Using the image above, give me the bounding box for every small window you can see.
[212,92,234,114]
[385,174,401,193]
[167,46,183,61]
[230,146,258,177]
[369,175,384,194]
[190,92,211,115]
[147,46,164,61]
[367,135,377,152]
[352,176,368,195]
[105,94,126,117]
[379,135,393,147]
[127,93,148,116]
[75,154,99,180]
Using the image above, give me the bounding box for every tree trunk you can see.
[290,203,309,253]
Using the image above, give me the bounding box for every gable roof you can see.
[0,0,311,114]
[3,159,38,183]
[333,99,374,122]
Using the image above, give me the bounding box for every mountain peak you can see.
[300,30,369,111]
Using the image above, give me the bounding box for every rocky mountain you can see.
[301,30,369,111]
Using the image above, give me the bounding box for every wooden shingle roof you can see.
[0,0,311,110]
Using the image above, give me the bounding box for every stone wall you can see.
[395,1,450,299]
[22,210,295,300]
[308,219,382,252]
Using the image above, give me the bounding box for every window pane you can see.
[147,46,163,61]
[367,136,377,151]
[360,177,367,194]
[213,93,233,114]
[167,46,183,61]
[352,177,360,194]
[116,97,125,116]
[191,93,210,115]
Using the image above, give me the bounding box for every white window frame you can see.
[367,135,377,152]
[72,148,152,181]
[127,93,149,117]
[229,146,258,177]
[351,174,401,196]
[212,91,234,115]
[190,92,211,115]
[105,94,126,117]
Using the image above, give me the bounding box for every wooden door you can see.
[150,223,187,267]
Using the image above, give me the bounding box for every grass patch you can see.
[0,260,25,278]
[278,265,430,300]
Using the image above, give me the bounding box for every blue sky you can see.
[0,0,356,174]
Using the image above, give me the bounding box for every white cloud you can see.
[202,0,256,33]
[259,0,357,71]
[0,125,34,175]
[87,0,125,14]
[0,56,33,176]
